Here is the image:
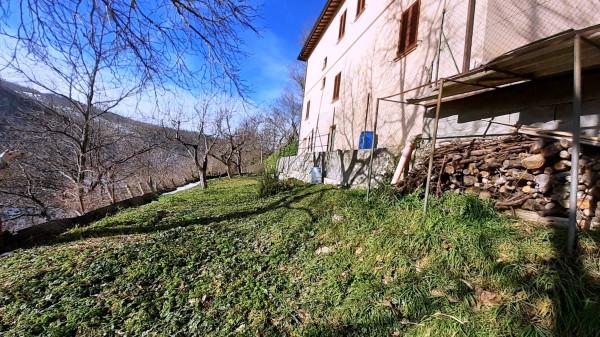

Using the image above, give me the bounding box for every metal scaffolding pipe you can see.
[423,79,445,214]
[366,98,381,201]
[567,35,582,256]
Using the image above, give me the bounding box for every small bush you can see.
[257,171,292,197]
[263,140,298,173]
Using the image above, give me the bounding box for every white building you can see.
[297,0,600,154]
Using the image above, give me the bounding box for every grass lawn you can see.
[1,177,599,336]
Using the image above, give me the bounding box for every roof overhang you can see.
[410,25,600,105]
[298,0,345,62]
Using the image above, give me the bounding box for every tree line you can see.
[0,0,303,232]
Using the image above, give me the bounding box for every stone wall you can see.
[277,148,400,188]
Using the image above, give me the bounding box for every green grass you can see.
[264,140,298,173]
[1,178,599,336]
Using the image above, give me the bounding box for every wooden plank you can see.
[423,79,445,213]
[517,127,600,147]
[508,209,568,228]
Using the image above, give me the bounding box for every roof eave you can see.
[298,0,345,61]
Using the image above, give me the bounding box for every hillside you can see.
[0,80,149,128]
[1,178,598,336]
[0,80,224,232]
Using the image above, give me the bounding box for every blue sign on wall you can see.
[359,131,375,150]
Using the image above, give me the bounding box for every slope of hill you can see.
[0,178,598,336]
[0,80,223,232]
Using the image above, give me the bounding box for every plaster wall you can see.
[299,0,600,153]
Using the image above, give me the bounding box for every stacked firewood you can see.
[423,135,600,230]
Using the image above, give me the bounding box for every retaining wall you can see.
[277,148,400,188]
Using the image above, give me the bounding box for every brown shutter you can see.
[333,73,341,101]
[306,101,311,119]
[357,0,366,17]
[338,11,347,40]
[408,1,420,47]
[399,10,410,54]
[398,1,420,56]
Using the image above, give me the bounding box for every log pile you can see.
[407,135,600,230]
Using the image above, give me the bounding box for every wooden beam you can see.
[517,126,600,147]
[423,79,445,214]
[508,210,568,229]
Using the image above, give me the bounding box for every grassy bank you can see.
[1,178,599,336]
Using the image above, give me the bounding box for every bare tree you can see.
[212,108,252,177]
[0,0,258,96]
[262,63,306,152]
[288,61,307,92]
[0,0,159,214]
[164,100,219,189]
[0,0,259,227]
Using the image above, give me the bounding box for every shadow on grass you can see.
[291,192,600,336]
[300,315,400,337]
[549,228,600,336]
[44,187,333,248]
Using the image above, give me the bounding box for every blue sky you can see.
[241,0,323,105]
[0,0,325,119]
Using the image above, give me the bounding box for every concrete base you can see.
[277,148,400,188]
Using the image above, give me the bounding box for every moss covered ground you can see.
[1,178,599,336]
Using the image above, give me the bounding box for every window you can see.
[305,101,311,119]
[328,125,336,151]
[323,57,328,69]
[321,77,326,90]
[356,0,366,17]
[333,72,342,101]
[398,0,420,57]
[338,10,347,41]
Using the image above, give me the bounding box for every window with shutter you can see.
[305,101,311,119]
[333,73,342,101]
[398,0,420,57]
[338,10,347,40]
[328,125,336,151]
[356,0,366,17]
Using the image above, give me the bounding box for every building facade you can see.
[297,0,600,154]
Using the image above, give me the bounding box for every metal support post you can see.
[567,35,582,256]
[366,98,381,201]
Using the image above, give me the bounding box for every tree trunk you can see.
[198,168,207,188]
[137,181,145,195]
[125,184,134,198]
[105,185,115,204]
[110,184,116,203]
[146,180,154,192]
[196,155,209,189]
[236,151,243,176]
[226,163,233,178]
[77,185,86,215]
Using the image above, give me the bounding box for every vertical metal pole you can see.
[434,9,447,81]
[568,35,582,256]
[462,0,476,72]
[363,93,371,137]
[366,98,381,201]
[423,79,445,214]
